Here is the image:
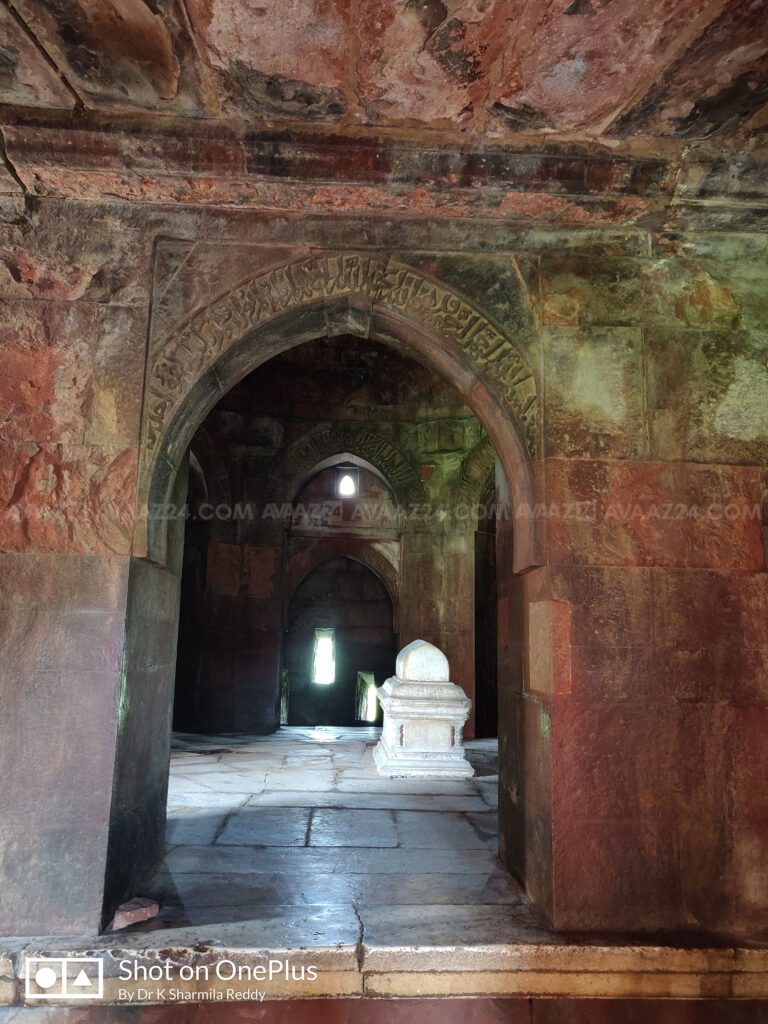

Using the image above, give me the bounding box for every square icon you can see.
[25,956,104,1000]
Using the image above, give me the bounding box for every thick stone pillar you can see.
[103,555,181,918]
[0,553,129,935]
[496,486,555,920]
[399,527,477,734]
[0,279,149,935]
[504,259,768,934]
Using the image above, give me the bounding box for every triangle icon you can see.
[72,970,92,988]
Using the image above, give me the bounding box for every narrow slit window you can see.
[364,683,378,723]
[356,671,378,721]
[336,466,359,497]
[338,473,356,497]
[312,628,336,685]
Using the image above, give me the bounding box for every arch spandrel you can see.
[141,253,538,459]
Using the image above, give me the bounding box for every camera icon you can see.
[24,956,104,1000]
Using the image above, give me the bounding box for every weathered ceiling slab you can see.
[354,0,494,128]
[611,0,768,138]
[184,0,348,121]
[1,0,765,144]
[487,0,730,134]
[0,4,73,109]
[8,0,215,114]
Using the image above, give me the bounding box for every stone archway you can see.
[108,249,540,919]
[283,555,397,729]
[272,425,424,509]
[137,251,540,571]
[285,542,400,613]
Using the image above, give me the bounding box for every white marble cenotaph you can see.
[373,639,474,778]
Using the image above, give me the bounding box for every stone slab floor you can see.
[136,726,550,946]
[4,728,766,1003]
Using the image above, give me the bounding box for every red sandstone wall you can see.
[513,252,768,935]
[0,201,766,940]
[0,205,151,935]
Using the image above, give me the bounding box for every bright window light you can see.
[338,473,357,497]
[364,684,378,722]
[312,628,336,685]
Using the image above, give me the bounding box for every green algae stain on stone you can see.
[397,251,537,341]
[672,271,741,330]
[714,357,768,441]
[646,327,768,462]
[569,343,627,424]
[539,707,551,740]
[543,326,646,459]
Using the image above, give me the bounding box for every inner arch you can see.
[142,287,539,571]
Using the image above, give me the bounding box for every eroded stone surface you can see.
[0,5,74,110]
[4,0,763,147]
[11,0,211,115]
[0,443,137,554]
[185,0,348,120]
[109,897,159,931]
[489,0,726,134]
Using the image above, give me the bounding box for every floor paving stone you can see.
[246,791,490,811]
[394,810,488,849]
[309,808,398,847]
[216,807,311,847]
[166,813,230,845]
[141,728,518,938]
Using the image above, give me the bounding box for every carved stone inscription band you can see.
[143,253,538,458]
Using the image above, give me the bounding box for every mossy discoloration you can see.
[645,328,768,462]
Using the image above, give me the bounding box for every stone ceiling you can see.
[3,0,767,142]
[1,0,767,223]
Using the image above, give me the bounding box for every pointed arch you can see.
[285,544,399,613]
[137,251,540,571]
[272,425,424,508]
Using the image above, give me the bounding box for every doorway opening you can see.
[311,628,336,686]
[168,336,500,741]
[285,557,396,726]
[123,333,516,935]
[123,334,516,935]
